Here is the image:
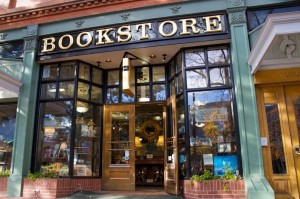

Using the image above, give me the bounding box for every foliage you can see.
[0,169,10,177]
[27,164,58,182]
[190,167,242,191]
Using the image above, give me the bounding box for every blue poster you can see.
[213,155,237,176]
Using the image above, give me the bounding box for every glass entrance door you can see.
[102,105,135,191]
[256,84,300,199]
[164,95,179,195]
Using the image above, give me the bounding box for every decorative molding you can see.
[75,20,85,28]
[24,39,37,51]
[120,13,130,21]
[279,35,296,58]
[27,25,38,36]
[170,6,181,14]
[248,11,300,74]
[0,33,8,40]
[228,10,247,24]
[228,0,245,8]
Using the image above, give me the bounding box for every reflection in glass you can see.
[166,103,174,164]
[209,67,231,87]
[169,61,175,78]
[185,49,205,67]
[293,97,300,147]
[41,83,56,99]
[137,67,150,83]
[122,92,134,103]
[153,84,166,101]
[175,53,182,72]
[59,81,74,98]
[0,41,23,59]
[186,69,207,88]
[0,103,17,172]
[137,85,150,102]
[77,82,89,100]
[92,68,102,85]
[176,72,183,94]
[265,104,287,174]
[38,101,72,177]
[42,64,58,80]
[111,112,130,164]
[153,66,165,82]
[188,90,235,176]
[177,95,186,178]
[79,63,90,81]
[106,88,119,103]
[107,70,119,85]
[91,86,102,103]
[60,62,76,79]
[74,104,101,176]
[207,48,229,65]
[170,79,175,96]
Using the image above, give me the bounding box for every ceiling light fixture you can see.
[149,54,156,58]
[105,59,112,63]
[162,54,167,62]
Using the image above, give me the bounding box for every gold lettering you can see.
[159,20,177,37]
[41,37,56,52]
[96,28,114,45]
[179,18,200,35]
[58,34,74,50]
[136,23,152,40]
[77,32,93,48]
[203,15,222,33]
[117,26,132,42]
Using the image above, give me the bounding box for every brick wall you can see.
[181,179,246,199]
[0,178,7,198]
[22,178,101,198]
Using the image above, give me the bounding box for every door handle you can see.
[295,145,300,155]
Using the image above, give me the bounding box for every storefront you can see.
[0,1,299,199]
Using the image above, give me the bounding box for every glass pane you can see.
[169,61,175,78]
[91,86,102,103]
[186,69,207,88]
[293,97,300,148]
[152,66,165,82]
[38,101,72,177]
[170,79,175,96]
[92,68,102,85]
[153,84,166,101]
[74,104,101,176]
[166,103,174,164]
[209,67,231,87]
[111,112,130,165]
[137,85,150,102]
[77,82,89,100]
[40,83,56,99]
[176,72,183,94]
[106,87,119,103]
[0,103,17,172]
[265,104,287,174]
[79,63,90,81]
[175,53,182,72]
[107,70,119,85]
[42,64,58,80]
[59,81,74,98]
[185,49,205,67]
[207,48,230,65]
[60,62,76,79]
[137,67,150,83]
[188,90,236,176]
[121,92,134,103]
[0,41,23,59]
[177,95,186,178]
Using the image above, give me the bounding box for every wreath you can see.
[139,119,161,143]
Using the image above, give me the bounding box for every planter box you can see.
[23,178,101,198]
[181,179,246,199]
[0,178,8,198]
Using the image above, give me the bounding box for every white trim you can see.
[248,11,300,74]
[0,71,22,93]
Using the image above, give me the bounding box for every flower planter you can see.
[0,178,8,198]
[181,179,246,199]
[22,178,101,198]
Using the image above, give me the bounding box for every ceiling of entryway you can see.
[38,39,229,69]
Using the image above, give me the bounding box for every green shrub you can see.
[0,170,10,177]
[27,163,58,182]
